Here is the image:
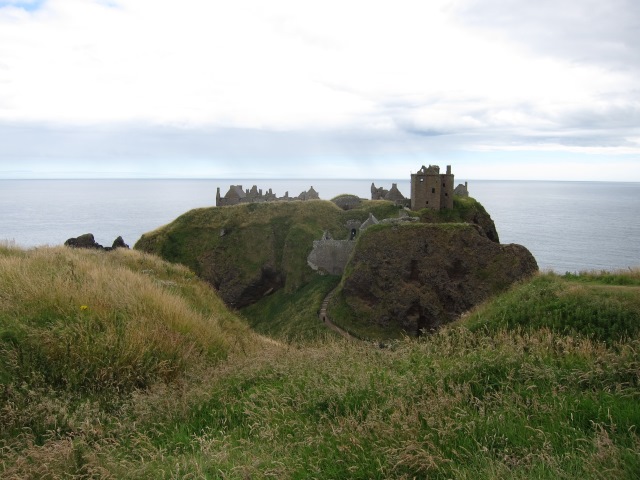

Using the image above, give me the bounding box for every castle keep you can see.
[372,164,466,211]
[410,165,454,211]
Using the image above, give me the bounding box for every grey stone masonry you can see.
[216,184,320,206]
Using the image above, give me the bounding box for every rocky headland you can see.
[334,223,537,337]
[134,196,537,337]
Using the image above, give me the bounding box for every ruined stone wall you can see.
[307,239,356,275]
[217,184,318,207]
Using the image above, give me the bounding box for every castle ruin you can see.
[216,184,319,207]
[216,165,467,211]
[371,165,468,211]
[410,165,454,211]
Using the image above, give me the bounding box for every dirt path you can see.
[319,287,358,341]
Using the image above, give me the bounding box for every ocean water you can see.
[1,179,638,273]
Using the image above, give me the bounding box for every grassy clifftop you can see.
[135,197,500,339]
[0,245,257,397]
[1,246,638,478]
[135,199,402,307]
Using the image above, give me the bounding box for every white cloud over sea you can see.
[0,0,639,180]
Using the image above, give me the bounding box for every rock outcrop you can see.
[135,198,520,334]
[331,223,537,337]
[419,199,500,243]
[64,234,129,251]
[111,236,130,250]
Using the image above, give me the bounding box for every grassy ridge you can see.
[1,245,639,478]
[241,274,341,342]
[0,246,255,396]
[135,200,401,291]
[465,271,640,343]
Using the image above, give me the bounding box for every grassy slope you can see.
[2,246,639,478]
[464,271,640,343]
[0,245,260,443]
[135,200,401,292]
[134,197,495,341]
[241,274,342,342]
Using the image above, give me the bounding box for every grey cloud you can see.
[385,90,640,150]
[560,103,640,130]
[454,0,640,72]
[0,122,434,164]
[1,103,637,178]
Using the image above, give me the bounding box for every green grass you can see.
[0,246,256,400]
[61,329,640,478]
[563,269,640,286]
[1,247,639,479]
[464,271,640,343]
[241,274,342,342]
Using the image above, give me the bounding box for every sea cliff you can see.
[135,196,536,337]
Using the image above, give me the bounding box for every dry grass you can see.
[1,248,639,478]
[0,246,261,396]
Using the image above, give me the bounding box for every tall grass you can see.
[241,274,341,342]
[1,251,639,479]
[464,272,640,343]
[0,247,246,393]
[6,326,635,479]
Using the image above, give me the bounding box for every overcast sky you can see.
[1,0,639,180]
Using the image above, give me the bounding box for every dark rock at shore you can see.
[111,236,129,250]
[64,234,130,251]
[64,233,104,249]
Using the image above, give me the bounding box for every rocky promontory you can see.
[135,197,536,337]
[330,223,538,337]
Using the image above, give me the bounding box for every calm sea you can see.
[1,179,638,273]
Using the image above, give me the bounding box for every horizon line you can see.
[1,177,639,183]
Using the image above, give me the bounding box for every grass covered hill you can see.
[1,242,639,478]
[134,196,504,339]
[134,199,404,307]
[0,245,259,397]
[328,222,537,340]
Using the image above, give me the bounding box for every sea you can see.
[1,179,638,273]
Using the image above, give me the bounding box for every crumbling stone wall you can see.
[216,184,319,207]
[307,239,356,275]
[454,182,469,197]
[370,182,410,207]
[307,214,381,274]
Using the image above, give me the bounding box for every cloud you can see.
[0,0,638,179]
[453,0,640,72]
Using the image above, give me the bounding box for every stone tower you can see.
[410,165,454,211]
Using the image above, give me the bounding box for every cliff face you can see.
[135,198,527,336]
[134,200,402,308]
[331,223,537,337]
